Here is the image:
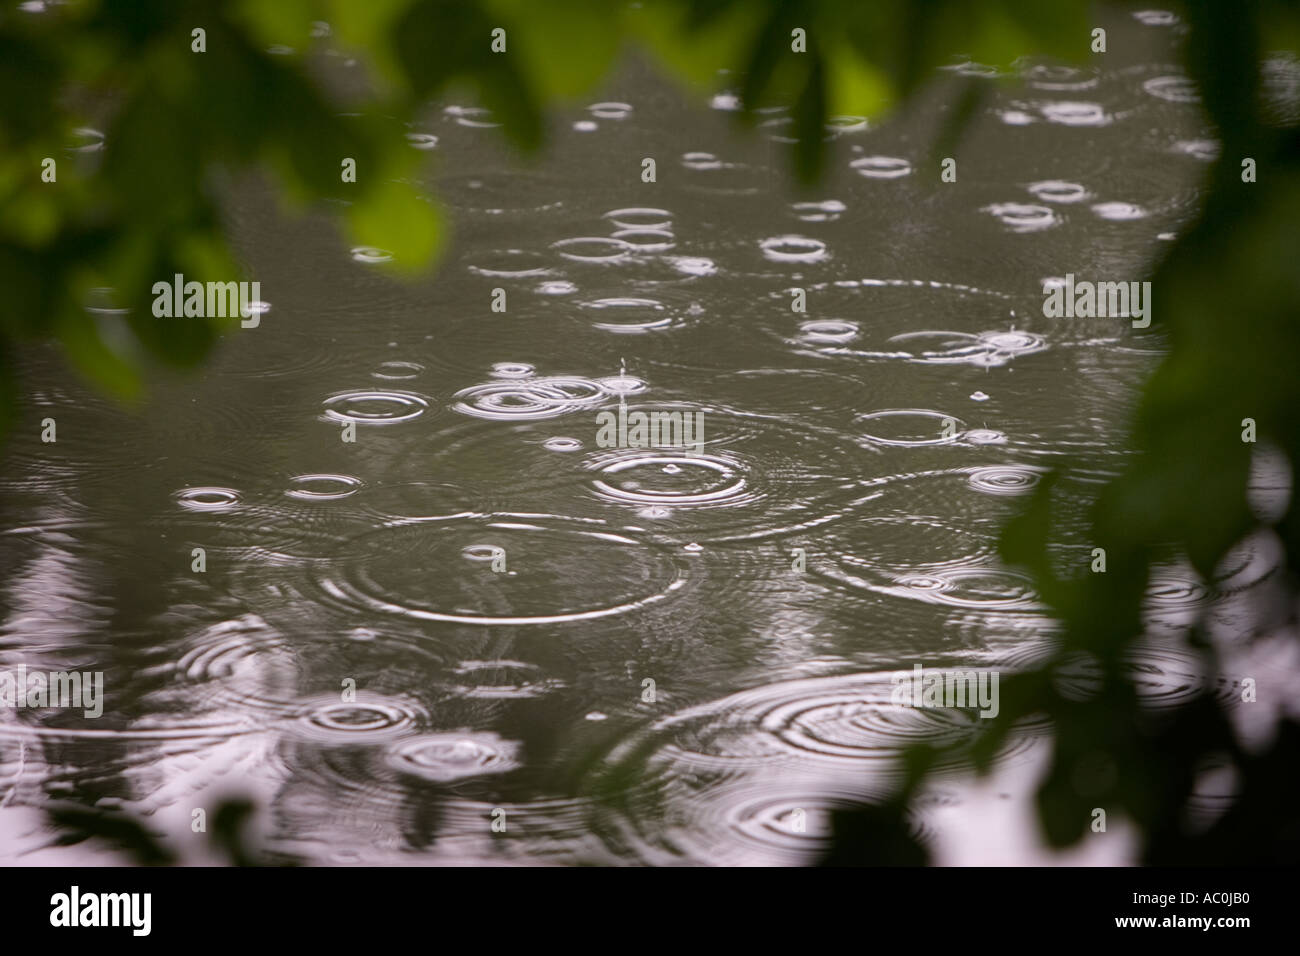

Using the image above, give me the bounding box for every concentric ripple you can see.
[175,486,242,512]
[1054,641,1234,711]
[444,660,562,699]
[1040,101,1111,126]
[552,236,635,263]
[833,561,1041,612]
[603,207,672,230]
[967,465,1048,496]
[760,235,829,263]
[308,515,689,625]
[983,203,1060,233]
[386,732,520,781]
[850,156,912,179]
[372,360,424,381]
[294,696,425,743]
[588,101,633,119]
[1091,201,1148,221]
[453,374,612,420]
[590,453,749,506]
[885,328,1048,367]
[579,409,879,542]
[170,615,445,722]
[858,409,963,447]
[791,199,847,222]
[1144,75,1200,103]
[579,297,685,333]
[609,671,1040,779]
[797,319,859,344]
[1027,180,1091,203]
[350,246,394,264]
[321,389,431,426]
[286,474,363,500]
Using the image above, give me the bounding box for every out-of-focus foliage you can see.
[49,796,295,865]
[823,1,1300,865]
[5,0,1300,865]
[979,1,1300,864]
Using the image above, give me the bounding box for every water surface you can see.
[0,15,1259,865]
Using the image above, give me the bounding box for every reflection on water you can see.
[0,17,1266,864]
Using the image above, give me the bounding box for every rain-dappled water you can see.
[1,14,1280,864]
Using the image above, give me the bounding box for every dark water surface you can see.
[0,14,1267,864]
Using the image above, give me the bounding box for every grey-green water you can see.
[0,14,1259,864]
